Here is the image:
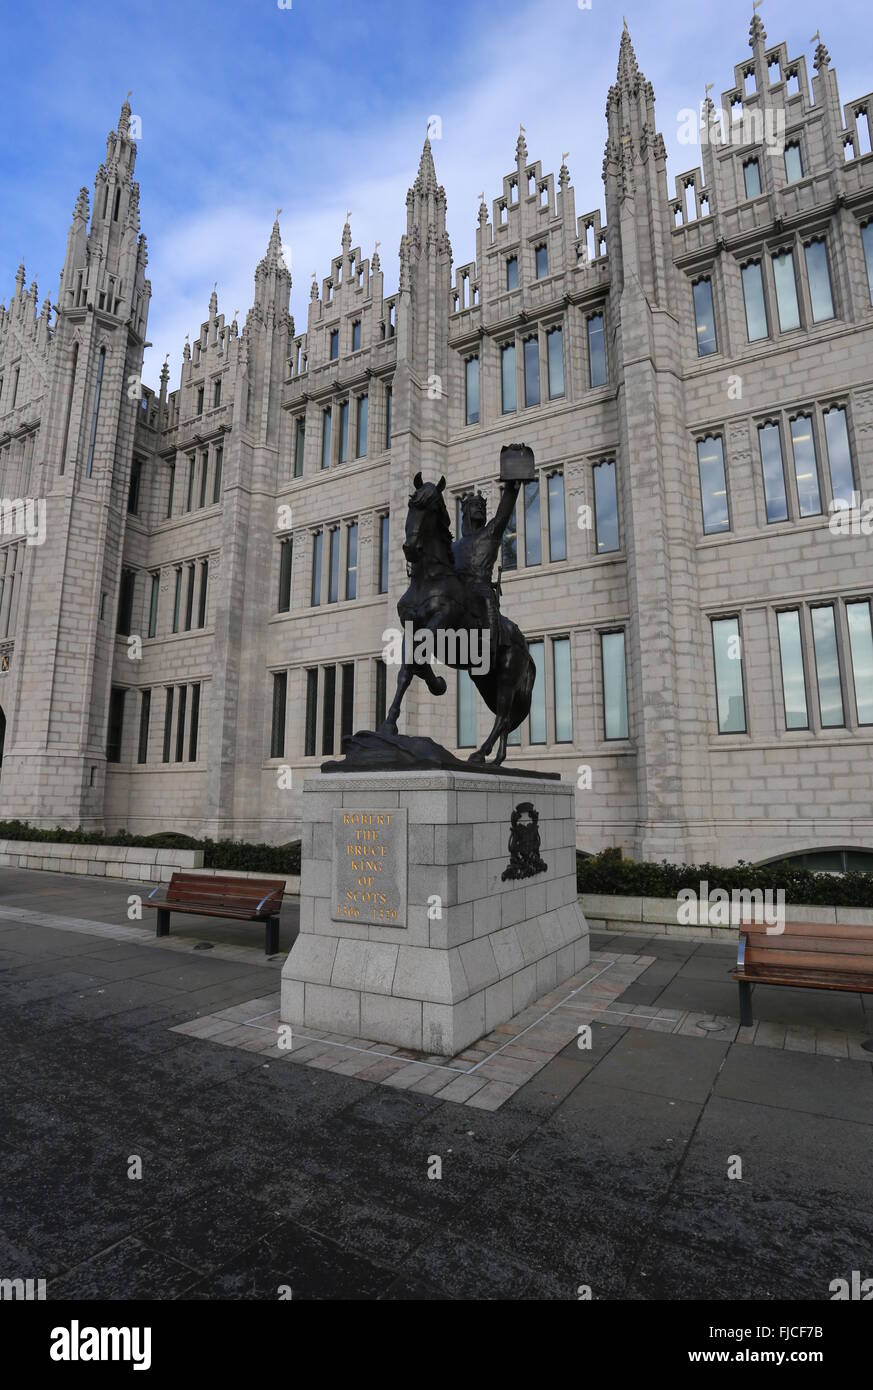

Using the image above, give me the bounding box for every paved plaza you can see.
[1,867,871,1300]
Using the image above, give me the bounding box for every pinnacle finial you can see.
[813,32,830,69]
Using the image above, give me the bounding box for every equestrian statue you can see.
[376,444,537,767]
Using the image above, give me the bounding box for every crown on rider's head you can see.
[461,490,487,524]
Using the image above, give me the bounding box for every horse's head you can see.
[404,472,450,566]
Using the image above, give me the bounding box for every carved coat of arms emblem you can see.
[501,801,548,881]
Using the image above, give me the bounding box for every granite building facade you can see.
[1,18,872,866]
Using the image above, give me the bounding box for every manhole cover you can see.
[697,1020,725,1032]
[193,942,214,951]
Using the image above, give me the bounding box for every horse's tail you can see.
[507,647,536,732]
[471,619,535,730]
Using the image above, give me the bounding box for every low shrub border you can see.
[0,820,301,876]
[577,850,873,909]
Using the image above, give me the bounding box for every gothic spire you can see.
[616,19,640,89]
[415,135,438,194]
[263,214,284,272]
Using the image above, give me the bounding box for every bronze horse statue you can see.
[378,469,535,765]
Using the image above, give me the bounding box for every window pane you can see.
[692,279,717,356]
[213,446,223,501]
[162,687,174,763]
[328,528,340,603]
[339,401,349,462]
[862,223,873,303]
[588,313,607,384]
[712,617,746,733]
[553,637,572,742]
[524,479,541,565]
[523,337,540,408]
[175,686,187,762]
[278,538,293,612]
[356,395,368,457]
[601,631,629,739]
[593,460,619,553]
[758,423,788,523]
[271,671,287,758]
[346,523,358,600]
[379,515,389,593]
[375,659,387,729]
[321,665,336,755]
[743,159,761,198]
[385,386,392,448]
[741,262,768,341]
[506,257,518,291]
[106,688,126,763]
[547,327,564,399]
[341,663,355,740]
[311,531,322,605]
[501,497,517,571]
[352,321,361,352]
[697,436,730,534]
[772,250,800,330]
[529,640,546,743]
[198,559,208,628]
[329,329,338,360]
[189,683,200,762]
[535,244,548,278]
[847,601,873,725]
[457,669,477,747]
[777,610,808,728]
[137,689,151,764]
[789,416,821,517]
[548,474,566,561]
[823,407,855,507]
[321,409,331,469]
[465,357,479,424]
[148,573,159,638]
[811,606,844,727]
[784,143,803,182]
[304,669,318,755]
[501,343,516,412]
[804,240,834,322]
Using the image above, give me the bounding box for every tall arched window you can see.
[86,348,105,478]
[59,342,78,475]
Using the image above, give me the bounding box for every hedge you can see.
[577,850,873,908]
[0,820,301,876]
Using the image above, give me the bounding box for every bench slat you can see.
[742,947,873,974]
[735,967,873,992]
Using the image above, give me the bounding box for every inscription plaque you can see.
[331,808,408,927]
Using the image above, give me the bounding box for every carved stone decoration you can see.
[501,801,548,881]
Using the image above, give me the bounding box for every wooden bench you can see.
[733,919,873,1027]
[146,873,285,955]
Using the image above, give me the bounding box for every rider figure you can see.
[452,480,522,669]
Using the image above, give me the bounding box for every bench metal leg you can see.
[156,908,170,938]
[737,979,753,1028]
[265,915,280,956]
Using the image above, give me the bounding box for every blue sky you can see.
[1,0,866,390]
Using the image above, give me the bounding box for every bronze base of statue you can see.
[321,729,560,780]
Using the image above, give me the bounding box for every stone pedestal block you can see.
[280,771,588,1056]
